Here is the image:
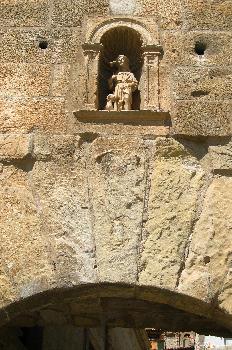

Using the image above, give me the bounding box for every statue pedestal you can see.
[73,110,171,137]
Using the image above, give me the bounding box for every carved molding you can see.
[82,43,103,110]
[87,18,155,45]
[82,22,163,112]
[142,44,163,111]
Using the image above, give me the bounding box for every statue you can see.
[106,55,138,111]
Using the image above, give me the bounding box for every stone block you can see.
[0,0,49,27]
[30,154,97,285]
[137,0,182,29]
[173,67,232,100]
[157,0,183,29]
[51,28,83,64]
[0,166,54,301]
[73,110,171,137]
[33,133,78,160]
[136,0,158,16]
[110,0,137,15]
[52,0,108,26]
[70,60,86,111]
[0,97,67,133]
[207,141,232,171]
[0,133,32,160]
[139,138,205,289]
[183,0,232,31]
[0,29,52,64]
[88,136,147,283]
[52,64,71,97]
[0,64,51,97]
[52,0,85,27]
[86,0,109,15]
[172,100,232,136]
[0,28,82,64]
[161,31,232,67]
[178,177,232,305]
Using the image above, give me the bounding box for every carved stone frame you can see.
[82,18,162,111]
[142,44,163,110]
[82,43,103,110]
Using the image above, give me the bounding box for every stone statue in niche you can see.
[106,55,138,111]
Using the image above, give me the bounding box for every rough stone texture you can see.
[0,64,51,97]
[0,165,54,305]
[172,101,232,136]
[52,64,71,97]
[139,138,205,289]
[173,67,232,101]
[0,0,49,27]
[31,134,97,286]
[88,136,146,283]
[178,177,232,309]
[161,31,232,67]
[0,29,82,64]
[0,5,230,135]
[0,134,32,160]
[183,0,232,31]
[0,0,232,339]
[206,141,232,172]
[0,98,67,133]
[136,0,183,29]
[160,29,232,135]
[52,0,109,26]
[110,0,137,15]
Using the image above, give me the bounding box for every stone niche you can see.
[81,18,163,112]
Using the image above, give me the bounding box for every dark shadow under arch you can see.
[1,283,232,337]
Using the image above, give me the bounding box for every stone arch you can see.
[2,283,232,336]
[87,18,154,46]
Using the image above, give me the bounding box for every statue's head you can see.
[116,55,130,69]
[110,55,130,71]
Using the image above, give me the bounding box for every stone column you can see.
[82,43,103,110]
[142,45,162,111]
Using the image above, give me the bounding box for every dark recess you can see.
[195,41,207,55]
[191,90,209,97]
[19,327,43,350]
[39,41,48,50]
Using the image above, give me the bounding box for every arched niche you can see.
[82,19,162,111]
[88,18,153,45]
[98,26,143,110]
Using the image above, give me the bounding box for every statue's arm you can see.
[130,74,138,91]
[108,76,115,91]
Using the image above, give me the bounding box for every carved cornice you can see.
[74,110,171,125]
[142,44,163,55]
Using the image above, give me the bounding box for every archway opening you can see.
[98,26,143,110]
[1,284,232,349]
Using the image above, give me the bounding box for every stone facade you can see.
[0,0,232,343]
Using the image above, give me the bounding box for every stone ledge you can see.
[74,110,171,125]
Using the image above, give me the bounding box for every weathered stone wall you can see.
[0,0,232,336]
[1,0,231,135]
